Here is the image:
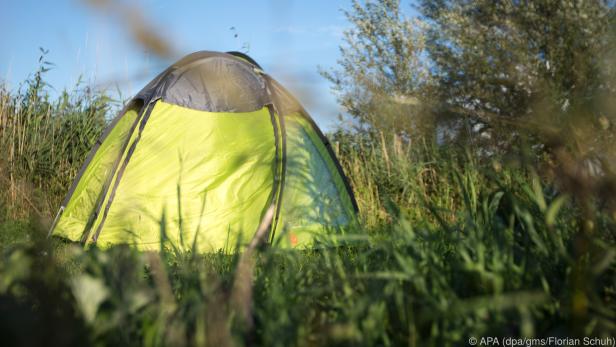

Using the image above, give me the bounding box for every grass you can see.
[0,56,109,220]
[0,62,615,346]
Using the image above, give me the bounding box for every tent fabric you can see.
[50,51,358,252]
[55,106,142,241]
[99,102,275,251]
[275,112,354,247]
[163,57,269,112]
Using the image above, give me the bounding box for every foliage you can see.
[419,0,616,158]
[0,50,111,219]
[321,0,433,135]
[326,1,616,154]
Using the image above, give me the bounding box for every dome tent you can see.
[50,51,358,252]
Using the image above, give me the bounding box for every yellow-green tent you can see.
[50,51,358,252]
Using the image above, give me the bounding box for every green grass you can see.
[0,64,614,346]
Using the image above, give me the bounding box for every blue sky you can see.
[0,0,413,128]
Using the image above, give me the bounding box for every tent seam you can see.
[90,99,159,244]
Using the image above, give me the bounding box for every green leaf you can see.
[532,175,547,212]
[545,195,568,227]
[70,274,109,323]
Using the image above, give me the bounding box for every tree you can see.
[321,0,432,137]
[328,0,615,162]
[419,0,616,145]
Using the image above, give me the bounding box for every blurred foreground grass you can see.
[0,62,615,346]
